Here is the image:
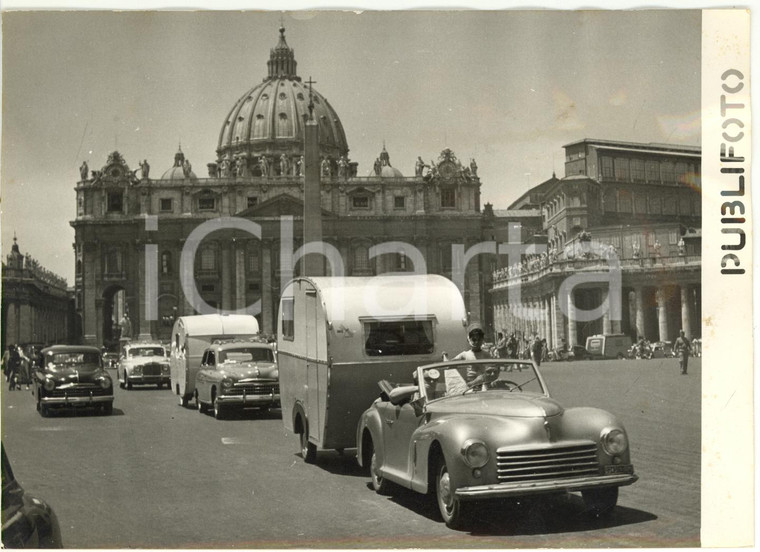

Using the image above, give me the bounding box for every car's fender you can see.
[356,400,384,469]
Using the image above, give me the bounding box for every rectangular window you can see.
[614,158,629,181]
[669,230,679,245]
[440,245,452,273]
[397,252,407,271]
[649,195,662,214]
[634,193,647,214]
[601,157,614,179]
[394,196,405,209]
[618,189,633,212]
[201,284,215,292]
[660,162,675,183]
[352,196,370,209]
[645,160,660,183]
[281,297,294,341]
[198,197,216,211]
[631,159,646,182]
[247,196,258,208]
[441,188,456,208]
[159,198,173,212]
[663,195,677,215]
[248,251,260,272]
[107,192,123,213]
[364,319,434,356]
[247,282,260,292]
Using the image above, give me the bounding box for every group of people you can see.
[1,344,43,391]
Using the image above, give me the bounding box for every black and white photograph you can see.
[0,4,752,549]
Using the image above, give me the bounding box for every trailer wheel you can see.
[299,419,317,464]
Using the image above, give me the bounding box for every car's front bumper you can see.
[455,472,638,501]
[40,394,114,406]
[217,392,280,407]
[126,374,170,384]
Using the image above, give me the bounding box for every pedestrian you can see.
[495,331,507,359]
[1,345,11,383]
[674,329,692,375]
[6,344,21,391]
[531,335,543,366]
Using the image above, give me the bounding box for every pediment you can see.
[237,193,332,218]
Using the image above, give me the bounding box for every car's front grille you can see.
[50,385,110,398]
[227,383,279,396]
[496,443,600,483]
[140,363,163,376]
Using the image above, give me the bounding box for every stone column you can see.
[551,293,565,350]
[680,285,693,338]
[261,243,273,334]
[656,287,669,342]
[567,290,577,346]
[602,288,612,335]
[634,286,646,341]
[610,285,623,334]
[221,243,232,311]
[235,244,246,311]
[136,243,153,340]
[544,297,552,346]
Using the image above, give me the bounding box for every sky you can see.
[1,8,702,283]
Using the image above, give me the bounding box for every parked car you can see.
[117,342,170,390]
[195,339,279,419]
[102,351,119,369]
[651,341,675,358]
[356,358,638,529]
[548,345,590,361]
[32,345,114,417]
[1,444,63,548]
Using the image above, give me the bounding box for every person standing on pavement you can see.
[674,329,692,375]
[495,331,508,359]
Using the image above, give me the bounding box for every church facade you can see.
[71,27,500,348]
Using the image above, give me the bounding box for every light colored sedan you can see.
[117,342,170,390]
[195,340,279,419]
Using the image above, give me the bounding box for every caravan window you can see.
[281,297,294,341]
[364,320,434,356]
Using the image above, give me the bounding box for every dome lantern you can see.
[267,26,298,80]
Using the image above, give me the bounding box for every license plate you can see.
[604,464,634,475]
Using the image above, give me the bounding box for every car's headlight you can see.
[162,364,170,373]
[43,378,56,391]
[99,376,112,389]
[461,439,489,468]
[133,365,142,375]
[221,378,234,389]
[601,428,628,455]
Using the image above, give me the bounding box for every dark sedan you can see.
[32,345,114,417]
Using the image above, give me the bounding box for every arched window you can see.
[105,249,122,274]
[253,114,266,139]
[277,113,291,138]
[353,244,369,272]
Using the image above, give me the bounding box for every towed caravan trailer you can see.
[277,275,467,463]
[170,314,259,407]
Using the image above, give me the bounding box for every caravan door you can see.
[305,288,320,444]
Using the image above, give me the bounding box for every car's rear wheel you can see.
[369,440,390,495]
[299,419,317,464]
[436,457,467,529]
[582,486,619,518]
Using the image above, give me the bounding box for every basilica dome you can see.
[216,27,349,164]
[161,147,197,181]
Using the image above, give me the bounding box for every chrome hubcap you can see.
[439,470,453,511]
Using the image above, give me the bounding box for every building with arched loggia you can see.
[490,139,701,350]
[1,236,75,348]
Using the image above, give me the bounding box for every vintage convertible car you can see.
[195,340,279,419]
[117,342,170,389]
[356,359,638,528]
[1,444,63,548]
[32,345,114,417]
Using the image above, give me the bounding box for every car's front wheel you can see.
[582,486,619,518]
[369,440,390,495]
[101,402,113,416]
[196,392,208,414]
[213,394,225,420]
[436,457,467,529]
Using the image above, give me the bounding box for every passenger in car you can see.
[450,322,492,384]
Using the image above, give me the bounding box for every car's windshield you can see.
[129,347,165,357]
[419,360,544,400]
[48,352,101,368]
[219,347,274,363]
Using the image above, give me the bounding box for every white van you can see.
[277,274,467,463]
[170,314,259,407]
[585,333,632,360]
